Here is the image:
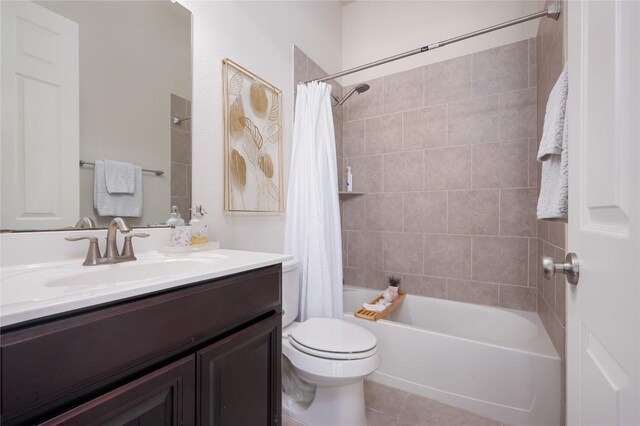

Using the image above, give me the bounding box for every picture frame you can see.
[222,59,283,212]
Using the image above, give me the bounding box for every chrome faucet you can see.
[104,217,132,259]
[65,217,149,266]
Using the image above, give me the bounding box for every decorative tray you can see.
[354,292,405,321]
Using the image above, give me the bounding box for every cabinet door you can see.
[198,313,281,426]
[42,356,195,426]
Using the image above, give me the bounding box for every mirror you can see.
[1,0,192,231]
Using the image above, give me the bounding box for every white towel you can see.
[94,160,143,217]
[537,64,568,221]
[363,303,386,312]
[104,160,137,194]
[363,299,390,312]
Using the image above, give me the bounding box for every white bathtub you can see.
[343,286,561,426]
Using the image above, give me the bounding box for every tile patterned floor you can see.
[363,380,501,426]
[283,379,505,426]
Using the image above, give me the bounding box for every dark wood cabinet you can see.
[0,265,282,426]
[42,356,196,426]
[198,313,281,426]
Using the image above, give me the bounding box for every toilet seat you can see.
[288,318,378,360]
[282,318,379,385]
[282,338,380,386]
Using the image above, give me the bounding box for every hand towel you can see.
[537,64,569,221]
[104,160,137,194]
[94,160,143,217]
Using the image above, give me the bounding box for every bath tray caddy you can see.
[354,293,405,321]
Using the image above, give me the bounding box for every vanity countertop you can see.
[0,249,292,328]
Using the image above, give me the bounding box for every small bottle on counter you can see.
[169,225,191,248]
[167,206,190,247]
[189,205,209,245]
[346,166,353,192]
[166,205,185,228]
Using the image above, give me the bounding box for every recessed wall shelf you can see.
[338,191,365,196]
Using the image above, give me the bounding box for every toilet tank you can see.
[282,259,300,327]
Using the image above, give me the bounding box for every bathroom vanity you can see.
[0,249,288,426]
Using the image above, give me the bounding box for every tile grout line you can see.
[401,193,405,233]
[470,235,474,281]
[343,86,536,125]
[470,50,475,99]
[344,138,533,161]
[400,106,406,153]
[527,235,531,287]
[345,231,349,269]
[445,190,450,235]
[498,188,502,236]
[470,142,474,190]
[423,64,427,109]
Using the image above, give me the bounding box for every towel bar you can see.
[79,160,164,176]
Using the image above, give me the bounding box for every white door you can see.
[1,1,79,229]
[567,1,639,425]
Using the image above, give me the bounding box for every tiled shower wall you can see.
[294,27,566,422]
[339,39,539,311]
[536,0,567,419]
[171,94,192,222]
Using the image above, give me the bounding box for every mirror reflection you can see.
[1,0,192,231]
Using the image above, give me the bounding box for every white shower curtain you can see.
[284,82,343,321]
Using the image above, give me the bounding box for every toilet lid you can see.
[289,318,377,359]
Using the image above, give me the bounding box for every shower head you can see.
[333,83,370,108]
[355,83,370,94]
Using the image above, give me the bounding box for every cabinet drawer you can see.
[1,265,280,422]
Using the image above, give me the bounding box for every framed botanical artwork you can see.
[222,59,283,212]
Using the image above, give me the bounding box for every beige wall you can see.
[184,1,343,253]
[341,1,541,86]
[37,1,191,227]
[338,39,539,310]
[535,0,567,422]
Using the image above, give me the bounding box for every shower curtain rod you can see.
[305,0,560,84]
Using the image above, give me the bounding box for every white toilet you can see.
[281,259,379,426]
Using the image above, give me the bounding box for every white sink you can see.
[46,257,225,288]
[1,249,291,327]
[1,253,230,306]
[1,236,292,327]
[1,249,292,327]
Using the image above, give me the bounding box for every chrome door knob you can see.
[542,252,580,285]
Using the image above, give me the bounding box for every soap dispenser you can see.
[166,205,185,228]
[189,205,208,245]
